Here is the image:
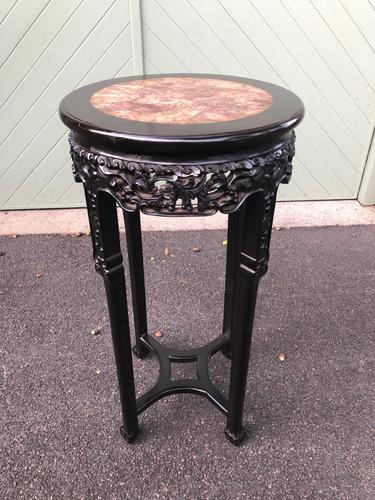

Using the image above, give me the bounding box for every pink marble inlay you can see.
[90,77,273,125]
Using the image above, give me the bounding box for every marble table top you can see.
[90,76,273,125]
[59,74,304,156]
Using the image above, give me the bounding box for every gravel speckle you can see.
[0,226,374,499]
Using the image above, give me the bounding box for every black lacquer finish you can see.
[137,334,229,416]
[59,74,304,156]
[123,210,149,359]
[60,74,304,445]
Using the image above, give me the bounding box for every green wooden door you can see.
[0,0,374,209]
[0,0,136,209]
[141,0,375,202]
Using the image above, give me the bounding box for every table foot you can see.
[132,344,150,359]
[224,427,247,446]
[120,425,139,443]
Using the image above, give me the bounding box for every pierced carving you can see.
[70,133,295,277]
[255,190,277,276]
[83,187,124,277]
[69,132,295,217]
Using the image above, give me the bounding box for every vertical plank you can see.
[129,0,144,75]
[358,128,375,205]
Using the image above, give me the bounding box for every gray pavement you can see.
[0,226,374,499]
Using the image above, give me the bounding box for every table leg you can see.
[123,209,149,358]
[221,210,242,358]
[225,191,277,445]
[84,188,139,442]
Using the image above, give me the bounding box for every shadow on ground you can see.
[0,226,374,499]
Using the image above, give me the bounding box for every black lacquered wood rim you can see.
[59,73,304,156]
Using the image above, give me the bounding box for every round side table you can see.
[59,74,304,445]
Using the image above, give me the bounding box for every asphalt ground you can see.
[0,226,374,499]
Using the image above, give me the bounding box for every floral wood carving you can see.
[253,190,277,277]
[69,132,295,217]
[69,133,295,277]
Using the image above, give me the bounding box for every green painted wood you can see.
[142,0,217,73]
[282,0,374,120]
[4,27,133,208]
[0,0,50,67]
[0,0,134,210]
[1,0,374,209]
[358,129,375,205]
[0,0,82,108]
[251,0,371,148]
[142,0,375,203]
[340,0,375,54]
[312,0,375,90]
[0,0,121,144]
[0,1,19,24]
[129,0,144,74]
[143,24,187,73]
